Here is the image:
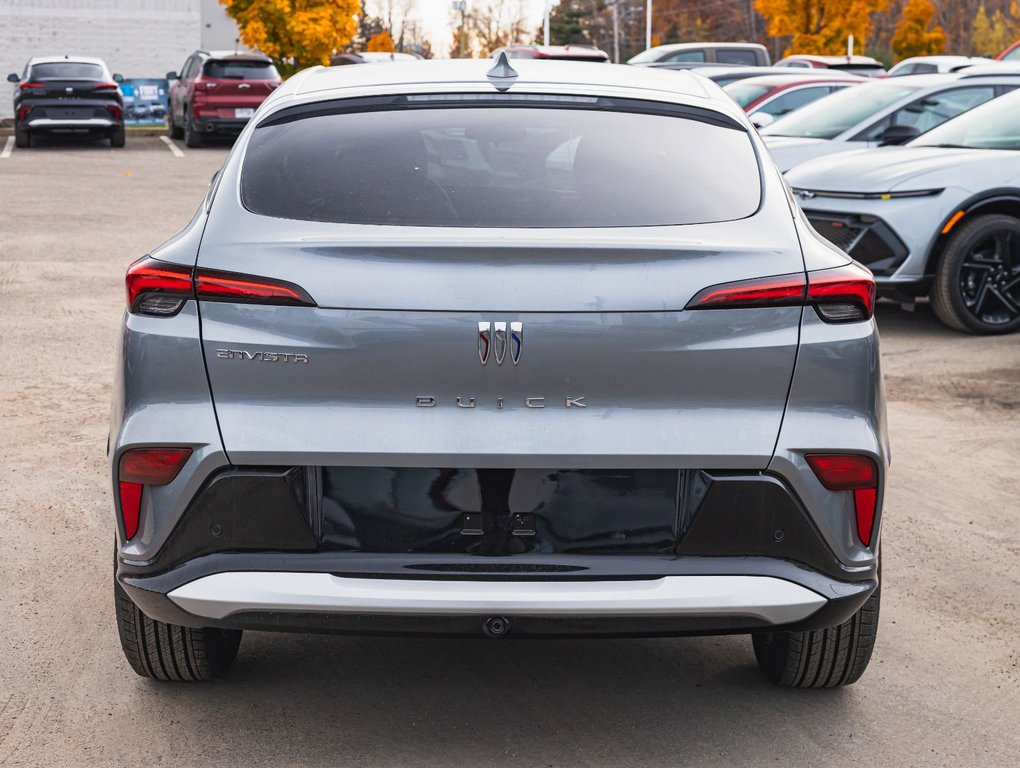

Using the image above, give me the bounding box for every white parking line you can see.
[159,135,185,158]
[1,136,13,158]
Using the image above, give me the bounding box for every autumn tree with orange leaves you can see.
[755,0,890,56]
[366,31,396,52]
[219,0,359,74]
[891,0,945,58]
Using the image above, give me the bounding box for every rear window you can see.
[665,50,706,63]
[30,62,103,79]
[716,49,760,66]
[240,103,762,228]
[204,60,278,80]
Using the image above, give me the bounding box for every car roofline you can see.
[259,60,746,122]
[27,55,110,67]
[729,75,864,87]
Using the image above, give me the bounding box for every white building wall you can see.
[0,0,243,118]
[200,0,244,51]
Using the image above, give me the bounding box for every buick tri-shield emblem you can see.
[478,321,522,365]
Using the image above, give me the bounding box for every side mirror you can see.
[879,124,921,146]
[166,71,178,81]
[750,112,775,129]
[6,73,19,83]
[112,73,124,83]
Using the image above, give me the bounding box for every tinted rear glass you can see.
[716,49,759,65]
[30,62,103,79]
[204,60,278,79]
[241,105,761,227]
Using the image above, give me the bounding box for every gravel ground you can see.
[0,136,1017,767]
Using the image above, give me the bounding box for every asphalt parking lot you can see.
[0,135,1017,767]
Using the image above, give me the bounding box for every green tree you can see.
[543,0,590,45]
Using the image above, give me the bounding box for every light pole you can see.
[544,0,550,46]
[452,0,467,58]
[646,0,651,51]
[611,0,620,63]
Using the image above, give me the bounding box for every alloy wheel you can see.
[959,229,1020,326]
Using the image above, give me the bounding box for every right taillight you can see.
[125,256,316,316]
[806,453,880,547]
[807,262,876,323]
[685,262,875,323]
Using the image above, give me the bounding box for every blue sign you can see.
[119,79,169,126]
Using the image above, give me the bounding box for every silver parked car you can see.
[761,72,1019,171]
[787,89,1020,334]
[885,55,993,76]
[628,42,770,67]
[111,59,888,687]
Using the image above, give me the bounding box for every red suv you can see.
[166,51,281,147]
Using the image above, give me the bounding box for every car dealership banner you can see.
[119,79,169,126]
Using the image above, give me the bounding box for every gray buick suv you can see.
[111,58,888,687]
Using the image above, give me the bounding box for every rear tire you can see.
[183,112,203,148]
[114,569,241,681]
[167,109,184,140]
[753,584,880,688]
[14,123,30,148]
[109,125,126,148]
[931,214,1020,335]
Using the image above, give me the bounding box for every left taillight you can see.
[806,453,880,547]
[117,447,192,540]
[125,256,316,316]
[125,257,194,316]
[685,262,876,323]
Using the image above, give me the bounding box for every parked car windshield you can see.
[241,105,762,227]
[763,83,915,139]
[30,62,103,79]
[912,91,1020,150]
[204,60,278,79]
[724,82,772,107]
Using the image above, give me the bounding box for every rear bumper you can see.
[119,552,876,637]
[25,117,117,129]
[115,466,880,637]
[194,117,249,135]
[169,572,825,623]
